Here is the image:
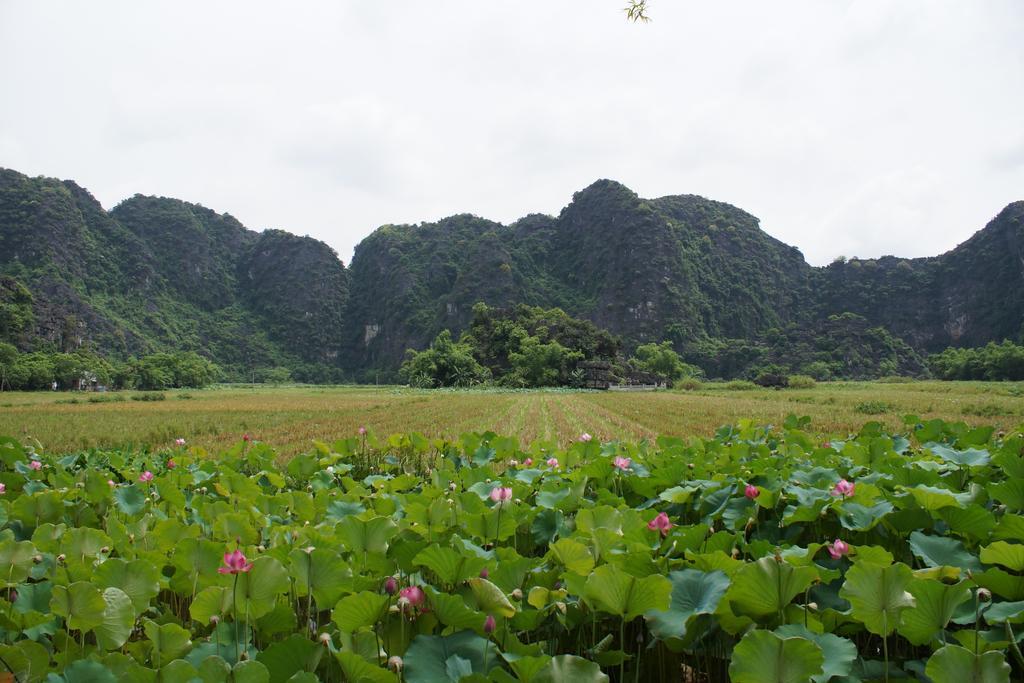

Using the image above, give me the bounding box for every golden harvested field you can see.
[0,381,1021,456]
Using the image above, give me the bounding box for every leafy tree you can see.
[929,341,1024,381]
[400,330,490,388]
[508,336,584,387]
[630,341,702,382]
[263,367,293,385]
[0,342,17,391]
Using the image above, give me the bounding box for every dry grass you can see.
[0,381,1020,456]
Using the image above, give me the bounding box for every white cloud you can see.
[1,1,1021,266]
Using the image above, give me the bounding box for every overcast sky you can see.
[1,1,1022,266]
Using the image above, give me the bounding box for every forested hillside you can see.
[1,167,1021,381]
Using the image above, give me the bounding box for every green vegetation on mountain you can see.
[1,167,1021,384]
[928,340,1024,381]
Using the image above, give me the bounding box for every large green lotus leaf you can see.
[335,651,398,683]
[547,539,595,576]
[908,532,983,572]
[980,542,1024,572]
[170,538,227,594]
[645,569,729,643]
[0,538,37,586]
[427,587,485,631]
[926,443,990,467]
[940,505,997,542]
[232,660,271,683]
[532,655,609,683]
[289,548,350,609]
[338,516,398,556]
[414,544,486,585]
[837,502,894,531]
[331,591,389,632]
[974,568,1024,600]
[232,557,291,620]
[190,586,231,626]
[989,479,1024,511]
[93,557,161,616]
[839,562,915,635]
[158,659,200,683]
[726,556,817,620]
[403,631,492,683]
[113,484,148,515]
[51,581,106,632]
[469,577,516,618]
[0,639,50,683]
[728,630,824,683]
[196,654,231,682]
[575,507,623,534]
[94,587,134,651]
[898,579,971,645]
[925,645,1011,683]
[61,526,112,560]
[774,624,855,683]
[144,618,194,666]
[907,485,972,511]
[63,660,119,683]
[981,600,1024,624]
[583,564,671,621]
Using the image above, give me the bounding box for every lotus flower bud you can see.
[210,615,220,625]
[384,577,398,595]
[388,656,403,673]
[319,632,332,646]
[483,614,497,634]
[512,589,523,601]
[479,568,489,579]
[978,588,992,602]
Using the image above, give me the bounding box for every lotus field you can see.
[0,416,1023,682]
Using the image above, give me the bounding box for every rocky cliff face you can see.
[0,168,347,377]
[2,166,1021,378]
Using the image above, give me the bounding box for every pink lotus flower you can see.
[174,438,186,447]
[579,433,592,443]
[613,456,632,471]
[479,567,489,579]
[398,586,425,607]
[831,479,855,498]
[546,458,560,469]
[0,483,6,495]
[166,459,176,470]
[28,461,41,471]
[489,486,513,503]
[384,577,398,595]
[647,512,673,537]
[828,539,850,559]
[358,426,367,436]
[483,614,496,634]
[523,458,533,467]
[139,471,154,483]
[744,484,760,500]
[217,549,253,574]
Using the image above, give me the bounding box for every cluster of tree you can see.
[928,341,1024,381]
[0,345,221,391]
[400,303,701,389]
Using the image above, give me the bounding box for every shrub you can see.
[855,400,892,414]
[723,379,757,390]
[754,373,789,389]
[676,377,703,391]
[787,375,817,389]
[131,392,166,402]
